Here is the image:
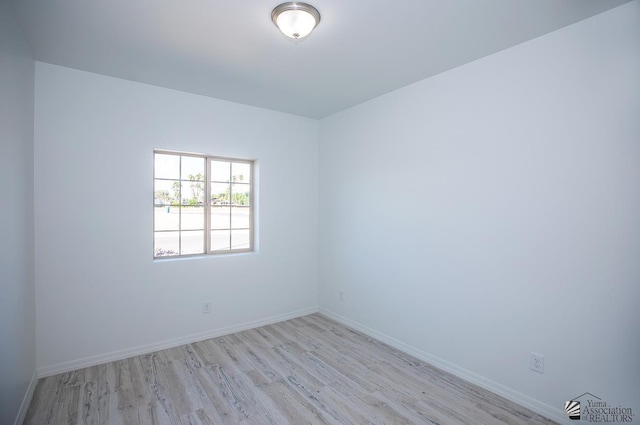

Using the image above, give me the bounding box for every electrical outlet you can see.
[202,302,211,314]
[530,352,544,374]
[339,290,344,301]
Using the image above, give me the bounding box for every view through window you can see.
[153,151,253,258]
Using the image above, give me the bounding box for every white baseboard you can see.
[14,370,38,425]
[37,307,319,378]
[319,308,570,425]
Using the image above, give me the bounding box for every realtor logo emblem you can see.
[564,392,635,423]
[565,400,581,420]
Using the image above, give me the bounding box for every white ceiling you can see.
[9,0,630,118]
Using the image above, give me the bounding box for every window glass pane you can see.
[211,230,230,251]
[211,205,230,230]
[154,179,181,207]
[181,230,204,255]
[181,156,205,181]
[155,154,180,179]
[231,162,251,183]
[211,183,230,205]
[231,206,250,229]
[155,231,179,257]
[231,183,250,206]
[182,206,204,230]
[211,160,230,182]
[154,204,179,231]
[231,229,251,250]
[181,181,204,205]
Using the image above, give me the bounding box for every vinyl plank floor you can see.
[24,314,561,425]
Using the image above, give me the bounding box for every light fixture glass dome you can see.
[272,2,320,39]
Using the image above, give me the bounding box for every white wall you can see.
[0,2,36,424]
[34,63,319,372]
[319,1,640,422]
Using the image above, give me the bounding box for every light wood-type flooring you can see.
[24,314,560,425]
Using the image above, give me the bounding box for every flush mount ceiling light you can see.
[272,2,321,39]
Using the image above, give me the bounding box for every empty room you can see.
[1,0,639,424]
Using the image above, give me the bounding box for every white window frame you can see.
[153,150,254,258]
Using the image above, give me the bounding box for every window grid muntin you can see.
[154,152,206,257]
[207,157,253,254]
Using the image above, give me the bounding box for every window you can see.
[153,151,253,258]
